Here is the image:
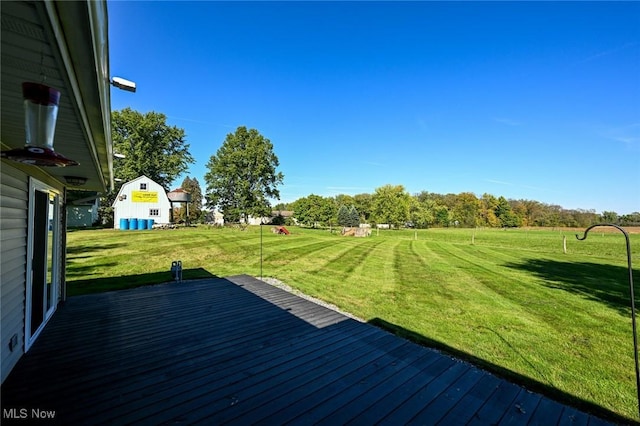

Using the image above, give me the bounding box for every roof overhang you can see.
[1,0,114,192]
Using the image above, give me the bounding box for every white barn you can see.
[112,176,171,229]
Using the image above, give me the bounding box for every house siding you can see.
[0,164,28,384]
[0,163,66,383]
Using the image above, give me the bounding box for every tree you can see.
[292,194,336,227]
[601,211,619,224]
[495,196,519,227]
[174,176,203,223]
[348,206,360,227]
[409,196,435,228]
[337,205,350,227]
[434,206,451,227]
[205,126,284,224]
[97,108,194,225]
[371,184,411,228]
[620,212,640,226]
[452,192,480,228]
[335,194,355,208]
[479,193,500,227]
[353,193,373,223]
[273,202,293,211]
[112,108,194,190]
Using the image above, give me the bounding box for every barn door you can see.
[26,178,61,350]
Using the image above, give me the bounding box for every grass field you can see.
[66,225,640,421]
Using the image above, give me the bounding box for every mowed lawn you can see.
[66,225,640,421]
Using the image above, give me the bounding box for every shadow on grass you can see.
[65,262,120,279]
[368,317,636,425]
[67,268,217,297]
[503,259,640,316]
[66,242,126,256]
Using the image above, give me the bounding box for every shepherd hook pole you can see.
[576,223,639,418]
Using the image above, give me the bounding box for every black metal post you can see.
[260,221,263,280]
[576,223,639,418]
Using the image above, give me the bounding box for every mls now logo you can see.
[3,408,28,419]
[3,408,56,419]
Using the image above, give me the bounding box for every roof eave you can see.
[44,0,114,192]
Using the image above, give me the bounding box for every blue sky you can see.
[108,1,640,214]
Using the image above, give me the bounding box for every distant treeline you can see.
[275,185,640,229]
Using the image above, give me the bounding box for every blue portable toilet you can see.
[147,219,155,229]
[137,219,147,230]
[119,218,130,230]
[130,218,138,230]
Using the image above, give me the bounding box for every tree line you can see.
[279,185,640,229]
[95,108,637,229]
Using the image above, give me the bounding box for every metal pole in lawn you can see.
[260,220,263,280]
[576,223,639,418]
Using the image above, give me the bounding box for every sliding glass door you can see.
[26,178,61,349]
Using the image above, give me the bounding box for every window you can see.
[149,209,159,216]
[140,183,147,190]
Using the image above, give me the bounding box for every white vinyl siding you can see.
[112,176,171,227]
[0,164,28,384]
[0,165,65,384]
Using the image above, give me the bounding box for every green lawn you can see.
[66,225,640,421]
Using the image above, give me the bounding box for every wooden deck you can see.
[1,275,616,425]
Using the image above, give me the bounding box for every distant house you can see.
[205,209,225,226]
[66,193,100,228]
[246,210,296,226]
[112,176,171,228]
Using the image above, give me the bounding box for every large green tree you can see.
[452,192,480,227]
[205,126,284,224]
[292,194,336,227]
[353,193,373,223]
[98,108,194,226]
[371,184,411,228]
[112,108,194,190]
[409,196,435,228]
[495,196,520,227]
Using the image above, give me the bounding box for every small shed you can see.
[112,175,171,229]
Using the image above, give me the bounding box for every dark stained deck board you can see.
[112,323,386,424]
[435,372,503,425]
[528,397,573,426]
[10,297,340,402]
[378,361,474,424]
[466,376,525,425]
[0,275,616,425]
[498,387,543,425]
[408,368,487,424]
[253,340,422,425]
[70,320,368,423]
[344,355,460,423]
[558,406,590,426]
[211,334,411,424]
[313,348,443,425]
